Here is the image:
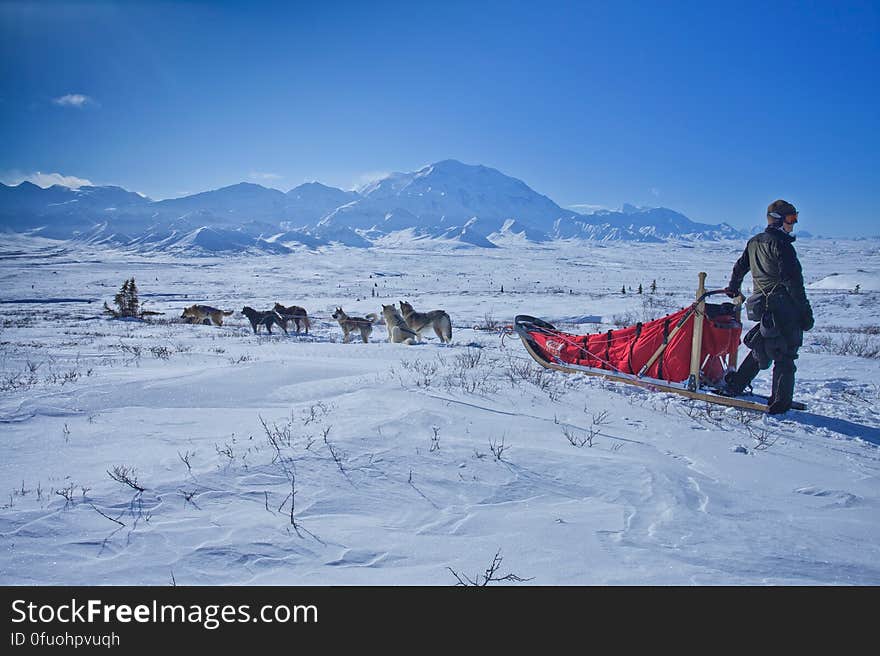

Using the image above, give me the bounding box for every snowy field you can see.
[1,235,878,585]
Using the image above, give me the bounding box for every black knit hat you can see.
[767,199,797,224]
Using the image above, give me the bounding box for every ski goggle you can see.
[769,211,798,224]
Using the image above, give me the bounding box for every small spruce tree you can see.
[621,285,626,294]
[650,279,657,294]
[105,277,142,318]
[637,283,643,294]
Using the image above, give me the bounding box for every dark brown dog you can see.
[241,306,288,335]
[273,303,311,334]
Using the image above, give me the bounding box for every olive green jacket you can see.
[728,227,814,330]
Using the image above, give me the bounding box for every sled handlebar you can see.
[699,288,737,302]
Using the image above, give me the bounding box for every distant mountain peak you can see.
[220,181,273,192]
[422,159,472,173]
[289,181,337,192]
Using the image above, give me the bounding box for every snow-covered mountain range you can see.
[0,160,747,254]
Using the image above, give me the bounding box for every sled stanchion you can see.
[635,284,731,379]
[729,293,744,372]
[687,272,707,391]
[637,287,726,378]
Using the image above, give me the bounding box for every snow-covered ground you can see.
[1,235,878,585]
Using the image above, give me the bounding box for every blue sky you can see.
[1,0,877,236]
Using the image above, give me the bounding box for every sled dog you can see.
[241,306,288,335]
[181,304,234,326]
[381,304,419,345]
[399,300,452,343]
[273,303,311,334]
[332,307,378,343]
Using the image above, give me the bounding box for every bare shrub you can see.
[503,356,564,400]
[443,367,499,396]
[807,333,880,359]
[504,356,547,388]
[399,357,441,388]
[730,407,759,428]
[640,294,677,322]
[55,483,76,505]
[259,414,302,532]
[91,504,125,526]
[590,409,610,426]
[820,324,880,335]
[44,369,80,386]
[301,401,333,425]
[117,340,142,363]
[563,410,609,448]
[178,450,195,475]
[448,549,533,586]
[215,441,235,468]
[0,372,37,392]
[259,415,293,452]
[838,384,880,406]
[488,436,508,461]
[611,311,639,328]
[150,345,172,359]
[748,425,779,451]
[562,425,595,448]
[107,465,145,492]
[323,426,350,482]
[679,401,724,426]
[454,347,483,369]
[475,313,500,332]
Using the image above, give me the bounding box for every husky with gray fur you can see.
[381,304,419,345]
[399,300,452,343]
[332,307,378,343]
[181,304,234,326]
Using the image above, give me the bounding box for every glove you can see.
[802,312,814,332]
[724,287,740,298]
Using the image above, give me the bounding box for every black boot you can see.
[720,353,760,396]
[767,359,796,415]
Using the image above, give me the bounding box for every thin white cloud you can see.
[650,187,661,197]
[248,171,283,182]
[52,94,94,108]
[3,171,94,189]
[352,170,390,191]
[568,203,609,213]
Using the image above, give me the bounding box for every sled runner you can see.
[515,273,806,413]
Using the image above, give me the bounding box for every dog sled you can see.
[515,273,806,413]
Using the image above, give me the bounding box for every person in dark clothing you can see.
[722,199,814,414]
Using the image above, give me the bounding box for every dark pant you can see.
[727,328,799,414]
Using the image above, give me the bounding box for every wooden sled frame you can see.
[515,273,806,413]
